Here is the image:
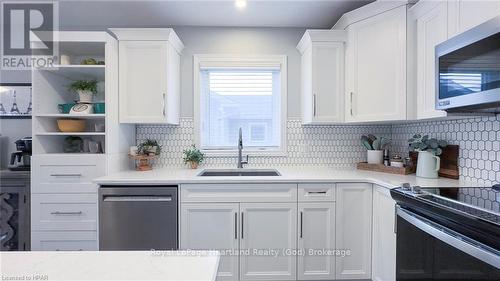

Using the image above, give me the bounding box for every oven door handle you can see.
[397,207,500,269]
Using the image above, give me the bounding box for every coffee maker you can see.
[9,137,32,171]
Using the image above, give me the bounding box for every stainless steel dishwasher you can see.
[98,185,178,250]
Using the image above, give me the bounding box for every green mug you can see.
[94,103,105,114]
[58,103,75,114]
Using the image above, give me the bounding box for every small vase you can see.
[367,150,384,164]
[416,151,440,179]
[189,161,199,169]
[77,90,93,103]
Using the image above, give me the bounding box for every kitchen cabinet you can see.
[297,30,346,124]
[414,1,449,120]
[372,185,396,281]
[298,202,336,280]
[111,28,183,124]
[344,5,407,122]
[335,183,372,280]
[240,203,297,281]
[448,0,500,36]
[180,203,239,281]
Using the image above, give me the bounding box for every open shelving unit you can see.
[32,33,108,155]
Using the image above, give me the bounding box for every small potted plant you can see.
[408,134,447,178]
[138,139,162,156]
[69,80,97,103]
[361,134,391,164]
[183,144,204,169]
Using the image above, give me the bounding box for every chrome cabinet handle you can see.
[307,191,327,195]
[300,211,303,238]
[241,212,244,239]
[313,94,317,116]
[350,92,354,116]
[50,174,82,177]
[234,212,238,240]
[162,93,166,117]
[50,211,83,215]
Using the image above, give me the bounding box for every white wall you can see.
[174,26,305,117]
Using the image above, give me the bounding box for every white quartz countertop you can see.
[95,166,483,189]
[0,250,220,281]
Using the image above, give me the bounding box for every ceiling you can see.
[56,0,373,30]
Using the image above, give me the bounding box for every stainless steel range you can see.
[390,185,500,280]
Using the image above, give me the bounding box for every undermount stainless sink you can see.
[197,169,281,177]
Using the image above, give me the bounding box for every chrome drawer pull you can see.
[307,191,327,195]
[50,174,82,177]
[50,211,83,215]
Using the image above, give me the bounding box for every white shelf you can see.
[34,65,105,81]
[36,132,106,136]
[36,114,106,119]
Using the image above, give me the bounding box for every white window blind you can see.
[200,68,281,150]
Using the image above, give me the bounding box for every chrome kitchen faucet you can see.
[237,128,249,168]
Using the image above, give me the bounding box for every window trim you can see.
[193,54,287,156]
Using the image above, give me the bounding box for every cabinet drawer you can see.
[31,231,97,251]
[181,183,297,203]
[38,165,101,184]
[32,194,97,231]
[298,183,335,202]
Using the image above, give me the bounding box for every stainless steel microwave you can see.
[436,15,500,113]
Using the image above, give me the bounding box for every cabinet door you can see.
[303,42,344,124]
[372,186,396,281]
[335,183,372,279]
[416,1,448,120]
[119,41,168,124]
[240,203,297,281]
[180,203,239,281]
[298,202,336,280]
[449,0,500,35]
[345,5,407,122]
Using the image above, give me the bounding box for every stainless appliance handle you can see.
[241,212,244,239]
[51,211,82,215]
[397,207,500,269]
[103,196,172,202]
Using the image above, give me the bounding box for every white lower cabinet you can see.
[240,203,297,281]
[335,183,372,280]
[31,231,98,251]
[180,203,239,281]
[372,185,397,281]
[298,202,335,280]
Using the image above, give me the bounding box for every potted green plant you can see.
[361,134,391,164]
[183,144,204,169]
[137,139,162,156]
[69,80,97,103]
[408,134,448,178]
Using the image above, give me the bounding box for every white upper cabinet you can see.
[297,30,346,124]
[412,1,449,120]
[448,0,500,36]
[110,28,183,124]
[344,5,407,122]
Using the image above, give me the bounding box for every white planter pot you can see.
[367,150,383,164]
[416,151,440,179]
[77,90,93,103]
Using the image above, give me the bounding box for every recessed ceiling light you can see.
[235,0,247,9]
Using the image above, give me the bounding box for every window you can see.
[194,55,287,154]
